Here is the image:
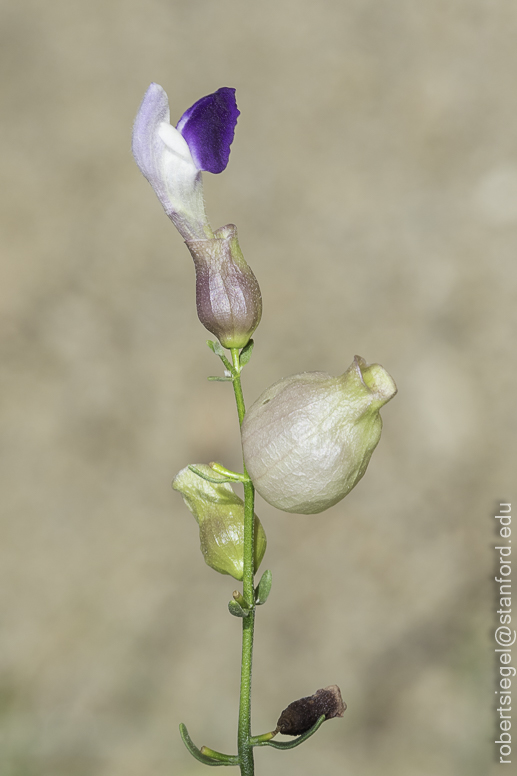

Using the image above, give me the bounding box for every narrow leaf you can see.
[228,599,249,618]
[179,723,234,766]
[239,339,255,367]
[207,339,225,357]
[200,746,239,765]
[255,569,272,605]
[206,340,233,372]
[255,715,326,750]
[188,465,238,484]
[209,462,249,482]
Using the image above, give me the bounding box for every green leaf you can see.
[255,569,272,605]
[187,464,248,485]
[187,465,230,484]
[179,723,238,766]
[206,339,225,357]
[208,375,233,382]
[207,340,233,372]
[200,746,240,765]
[187,465,234,484]
[228,599,250,618]
[239,339,255,367]
[253,715,326,750]
[209,463,249,482]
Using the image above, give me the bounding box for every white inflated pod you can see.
[241,356,397,514]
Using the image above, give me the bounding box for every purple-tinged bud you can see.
[241,356,397,514]
[186,224,262,349]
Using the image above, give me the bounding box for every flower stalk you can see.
[231,348,256,776]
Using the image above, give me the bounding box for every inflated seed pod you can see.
[241,356,397,514]
[172,465,267,579]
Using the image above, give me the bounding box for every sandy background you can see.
[1,1,516,774]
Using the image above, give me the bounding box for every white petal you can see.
[132,84,212,240]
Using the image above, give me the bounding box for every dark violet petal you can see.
[176,87,240,174]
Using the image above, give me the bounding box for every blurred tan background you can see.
[1,1,516,774]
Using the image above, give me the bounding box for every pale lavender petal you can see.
[132,83,211,240]
[176,88,239,174]
[132,83,173,212]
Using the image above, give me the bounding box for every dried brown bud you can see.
[276,685,346,736]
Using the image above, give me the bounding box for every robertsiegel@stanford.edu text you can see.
[495,503,514,764]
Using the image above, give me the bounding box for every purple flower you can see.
[132,84,259,349]
[132,84,240,241]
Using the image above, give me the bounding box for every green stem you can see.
[230,349,246,427]
[231,348,255,776]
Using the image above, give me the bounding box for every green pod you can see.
[241,356,397,514]
[172,465,267,579]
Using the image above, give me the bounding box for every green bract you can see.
[241,356,397,514]
[172,465,267,579]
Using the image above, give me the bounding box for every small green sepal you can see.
[187,464,248,485]
[239,339,255,367]
[188,463,250,485]
[228,599,250,618]
[209,462,249,482]
[187,465,232,484]
[179,723,238,766]
[200,746,240,765]
[207,339,233,372]
[255,569,273,605]
[207,339,225,358]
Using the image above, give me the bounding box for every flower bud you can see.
[186,224,262,349]
[241,356,397,514]
[276,686,346,736]
[172,465,267,579]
